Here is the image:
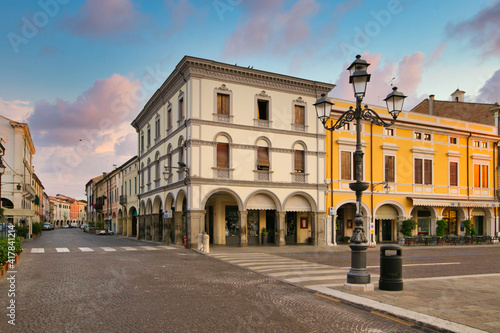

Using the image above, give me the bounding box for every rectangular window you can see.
[342,123,350,131]
[257,147,270,170]
[424,159,432,184]
[415,132,422,140]
[217,93,230,115]
[424,134,431,141]
[140,133,144,151]
[134,177,137,194]
[474,164,489,188]
[294,105,305,125]
[257,100,269,120]
[147,127,151,146]
[482,142,488,148]
[385,128,394,136]
[167,107,172,129]
[414,158,423,184]
[450,162,458,186]
[155,117,160,138]
[474,141,480,147]
[449,137,457,145]
[385,155,395,183]
[179,98,184,120]
[217,143,229,168]
[294,150,304,173]
[341,151,352,180]
[129,179,131,196]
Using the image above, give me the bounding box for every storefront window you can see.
[247,210,259,237]
[443,209,457,235]
[225,206,239,237]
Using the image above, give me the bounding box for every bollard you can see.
[379,244,403,291]
[202,233,210,253]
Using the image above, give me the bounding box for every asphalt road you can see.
[0,229,436,333]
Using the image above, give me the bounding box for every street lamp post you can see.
[314,55,407,285]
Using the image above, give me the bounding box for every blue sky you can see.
[0,0,499,199]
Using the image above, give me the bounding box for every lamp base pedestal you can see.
[343,283,374,293]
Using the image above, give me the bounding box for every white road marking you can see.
[122,247,137,251]
[79,247,94,252]
[101,247,116,252]
[56,248,70,253]
[31,248,45,253]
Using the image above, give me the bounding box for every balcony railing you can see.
[119,195,127,205]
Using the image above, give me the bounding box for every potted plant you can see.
[436,219,447,244]
[400,219,417,245]
[261,227,268,244]
[463,219,476,244]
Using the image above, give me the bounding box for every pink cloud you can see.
[222,0,320,58]
[446,1,500,57]
[64,0,147,37]
[427,43,447,66]
[28,74,141,147]
[0,98,33,122]
[332,52,424,109]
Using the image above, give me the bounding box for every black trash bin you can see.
[379,244,403,291]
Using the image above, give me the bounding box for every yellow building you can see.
[325,98,499,246]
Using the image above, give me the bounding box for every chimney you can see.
[429,95,434,115]
[113,164,117,170]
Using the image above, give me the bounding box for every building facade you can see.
[131,56,334,248]
[0,115,37,236]
[326,96,500,246]
[117,156,139,237]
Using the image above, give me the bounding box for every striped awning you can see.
[410,198,498,208]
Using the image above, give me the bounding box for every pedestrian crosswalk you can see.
[209,253,379,288]
[29,245,177,254]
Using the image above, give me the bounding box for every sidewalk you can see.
[205,244,500,333]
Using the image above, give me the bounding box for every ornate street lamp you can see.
[314,55,406,285]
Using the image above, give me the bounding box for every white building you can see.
[0,115,37,235]
[132,56,334,248]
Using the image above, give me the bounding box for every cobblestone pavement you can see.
[209,244,500,333]
[0,229,432,333]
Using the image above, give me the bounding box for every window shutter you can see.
[217,94,229,115]
[450,162,458,186]
[424,159,432,185]
[474,164,480,187]
[482,165,488,188]
[217,143,229,168]
[414,158,422,184]
[257,147,270,167]
[341,151,351,180]
[294,150,304,173]
[385,156,395,183]
[294,105,305,125]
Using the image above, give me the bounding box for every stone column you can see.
[174,212,183,245]
[138,216,145,240]
[152,214,160,242]
[277,212,286,247]
[145,214,152,240]
[315,212,326,246]
[310,212,318,246]
[187,210,205,249]
[239,211,248,247]
[126,217,132,237]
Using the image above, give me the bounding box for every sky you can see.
[0,0,499,200]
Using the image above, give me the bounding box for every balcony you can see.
[119,195,127,205]
[23,184,36,201]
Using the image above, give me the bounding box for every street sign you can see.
[164,210,173,218]
[329,207,334,215]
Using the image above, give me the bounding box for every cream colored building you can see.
[117,155,139,237]
[132,56,334,248]
[0,115,37,235]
